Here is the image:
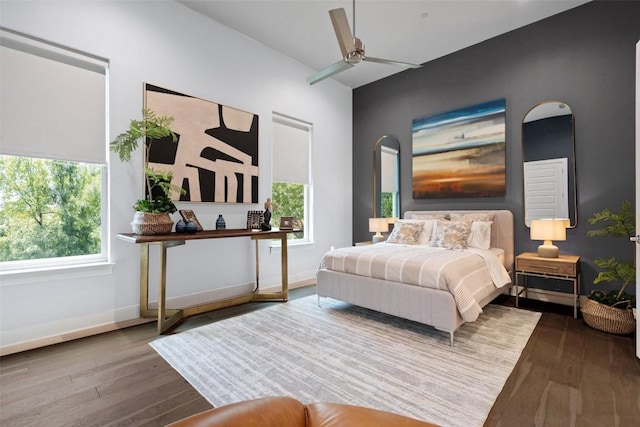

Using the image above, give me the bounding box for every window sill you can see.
[0,261,114,287]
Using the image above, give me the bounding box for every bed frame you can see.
[316,210,514,345]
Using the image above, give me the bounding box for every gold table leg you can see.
[137,233,291,334]
[251,233,289,301]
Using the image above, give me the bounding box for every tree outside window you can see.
[0,156,102,262]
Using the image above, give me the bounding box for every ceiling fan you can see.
[307,0,423,85]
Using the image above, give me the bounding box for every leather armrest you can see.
[167,396,307,427]
[306,402,440,427]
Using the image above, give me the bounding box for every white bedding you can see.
[320,243,511,322]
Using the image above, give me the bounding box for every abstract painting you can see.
[144,83,258,203]
[412,98,506,198]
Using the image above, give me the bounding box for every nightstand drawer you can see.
[516,256,577,276]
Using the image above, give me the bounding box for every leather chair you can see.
[167,396,440,427]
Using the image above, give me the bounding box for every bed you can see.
[316,210,514,345]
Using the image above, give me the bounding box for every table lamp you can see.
[369,218,389,243]
[530,219,567,258]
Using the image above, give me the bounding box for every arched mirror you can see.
[373,135,400,218]
[522,101,577,227]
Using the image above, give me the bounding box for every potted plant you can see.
[110,108,185,235]
[581,200,636,334]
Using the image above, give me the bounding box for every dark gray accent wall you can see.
[352,0,640,297]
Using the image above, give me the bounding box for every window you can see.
[271,114,312,242]
[0,28,108,270]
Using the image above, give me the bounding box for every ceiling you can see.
[178,0,590,89]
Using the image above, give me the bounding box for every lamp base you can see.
[372,234,385,243]
[537,241,559,258]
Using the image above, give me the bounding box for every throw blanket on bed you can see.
[319,243,512,322]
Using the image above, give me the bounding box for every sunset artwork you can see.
[412,99,506,198]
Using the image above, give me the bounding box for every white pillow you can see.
[467,221,492,249]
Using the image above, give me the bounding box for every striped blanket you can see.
[320,243,511,322]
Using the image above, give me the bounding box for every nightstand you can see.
[355,241,374,246]
[515,252,581,318]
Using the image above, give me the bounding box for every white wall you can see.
[0,1,353,352]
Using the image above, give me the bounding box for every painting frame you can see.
[411,98,506,199]
[247,210,264,230]
[144,83,259,204]
[279,216,294,230]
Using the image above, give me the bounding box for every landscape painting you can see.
[412,98,506,198]
[144,83,259,204]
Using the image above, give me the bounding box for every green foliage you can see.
[588,290,635,309]
[586,200,635,239]
[0,156,101,262]
[271,182,305,239]
[144,168,184,207]
[110,109,185,212]
[381,192,393,218]
[586,200,636,306]
[109,108,177,162]
[133,197,177,214]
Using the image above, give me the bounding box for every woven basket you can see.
[581,298,635,335]
[131,212,174,235]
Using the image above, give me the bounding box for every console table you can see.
[117,228,297,334]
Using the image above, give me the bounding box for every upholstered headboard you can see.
[403,210,514,272]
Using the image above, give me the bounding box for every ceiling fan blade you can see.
[329,8,355,58]
[363,56,423,69]
[307,59,353,85]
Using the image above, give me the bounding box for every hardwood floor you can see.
[1,287,638,427]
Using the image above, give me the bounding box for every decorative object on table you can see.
[581,200,636,334]
[412,98,506,199]
[175,220,187,233]
[261,198,272,231]
[179,209,203,231]
[110,108,186,235]
[529,218,567,258]
[279,216,294,230]
[216,214,226,230]
[144,83,259,204]
[185,221,198,234]
[247,210,264,230]
[131,211,174,235]
[368,217,389,243]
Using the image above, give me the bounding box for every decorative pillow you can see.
[399,219,434,245]
[431,220,471,249]
[386,221,424,245]
[449,212,495,222]
[467,221,492,249]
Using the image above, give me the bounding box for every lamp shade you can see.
[369,218,388,243]
[530,219,567,258]
[369,218,389,233]
[530,219,567,241]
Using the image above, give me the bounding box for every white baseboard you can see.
[0,278,317,356]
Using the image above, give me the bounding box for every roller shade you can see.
[272,118,310,184]
[0,29,107,164]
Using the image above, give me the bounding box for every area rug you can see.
[150,295,540,427]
